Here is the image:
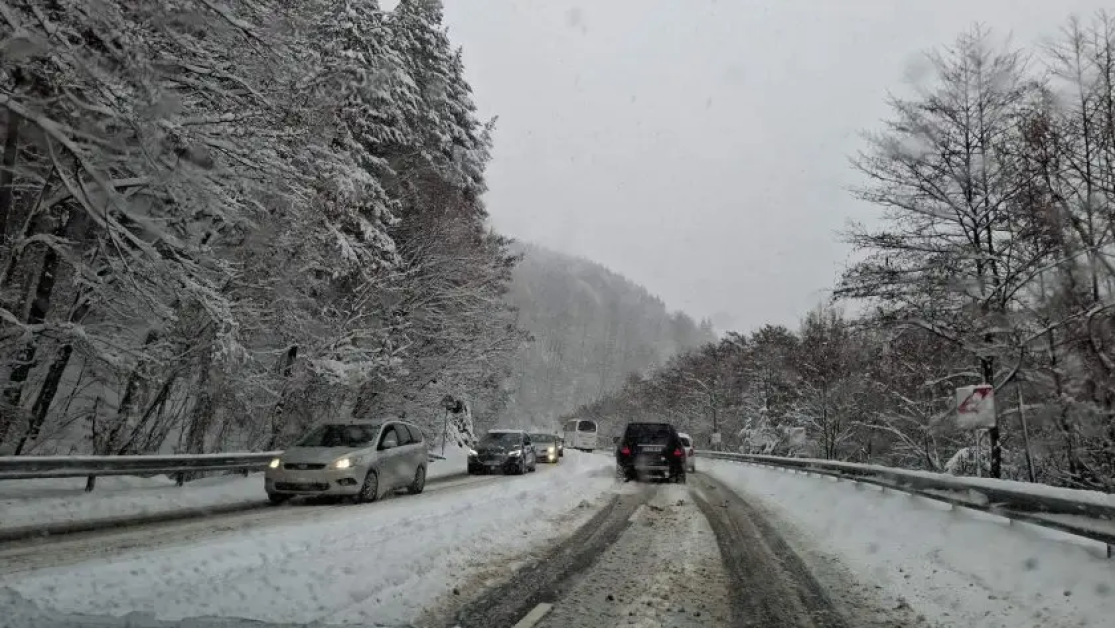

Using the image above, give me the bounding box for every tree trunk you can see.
[184,338,215,457]
[980,355,1002,478]
[12,343,71,455]
[0,110,21,238]
[0,243,59,443]
[266,345,298,449]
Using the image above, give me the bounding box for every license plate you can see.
[487,462,502,468]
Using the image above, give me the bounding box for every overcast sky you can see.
[428,0,1109,333]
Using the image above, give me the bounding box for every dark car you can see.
[468,430,538,475]
[615,422,687,483]
[529,432,561,463]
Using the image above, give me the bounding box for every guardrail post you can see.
[175,471,185,487]
[85,475,96,492]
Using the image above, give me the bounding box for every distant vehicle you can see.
[557,436,564,457]
[562,418,598,452]
[265,421,428,505]
[468,429,538,475]
[529,432,561,463]
[677,432,696,473]
[615,422,686,483]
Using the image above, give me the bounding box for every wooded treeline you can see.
[0,0,525,454]
[573,15,1115,492]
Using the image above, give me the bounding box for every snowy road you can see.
[452,474,889,628]
[0,452,620,626]
[3,455,1111,628]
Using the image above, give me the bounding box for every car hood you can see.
[280,446,364,464]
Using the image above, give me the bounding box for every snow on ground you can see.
[705,460,1115,628]
[755,454,1115,510]
[0,447,471,533]
[0,451,616,627]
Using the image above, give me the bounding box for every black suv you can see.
[615,422,687,483]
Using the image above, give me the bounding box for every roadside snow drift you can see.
[0,446,470,533]
[0,451,615,626]
[705,460,1115,628]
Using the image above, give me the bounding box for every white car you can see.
[678,432,696,473]
[265,421,428,504]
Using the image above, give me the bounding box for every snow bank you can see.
[738,454,1115,510]
[0,473,264,532]
[0,451,617,626]
[0,447,470,533]
[705,460,1115,628]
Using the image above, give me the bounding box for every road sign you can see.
[710,432,722,446]
[955,384,996,429]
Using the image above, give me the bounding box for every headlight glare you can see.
[508,449,521,457]
[268,458,281,469]
[468,449,479,457]
[330,457,353,470]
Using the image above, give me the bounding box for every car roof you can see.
[487,428,524,434]
[678,432,691,438]
[323,421,382,427]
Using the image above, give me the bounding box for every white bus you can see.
[562,419,598,452]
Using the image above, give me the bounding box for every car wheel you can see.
[357,470,380,503]
[267,492,290,505]
[408,466,426,495]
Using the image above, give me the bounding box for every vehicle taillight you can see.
[673,448,684,457]
[620,447,631,456]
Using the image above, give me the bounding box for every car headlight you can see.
[508,449,522,457]
[547,446,555,453]
[468,449,479,457]
[269,458,281,469]
[330,457,354,470]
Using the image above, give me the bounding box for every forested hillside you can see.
[575,17,1115,492]
[0,0,523,454]
[493,244,715,429]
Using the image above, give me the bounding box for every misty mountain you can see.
[492,244,716,428]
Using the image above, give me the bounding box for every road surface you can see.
[2,458,932,628]
[444,473,924,628]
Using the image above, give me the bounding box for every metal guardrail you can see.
[0,452,282,490]
[0,449,449,491]
[697,450,1115,557]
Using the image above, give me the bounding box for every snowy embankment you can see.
[0,451,616,627]
[705,460,1115,628]
[0,447,471,534]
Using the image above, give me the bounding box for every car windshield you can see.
[8,4,1099,627]
[295,424,380,448]
[480,432,522,446]
[624,424,674,444]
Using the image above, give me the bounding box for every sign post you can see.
[955,384,996,430]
